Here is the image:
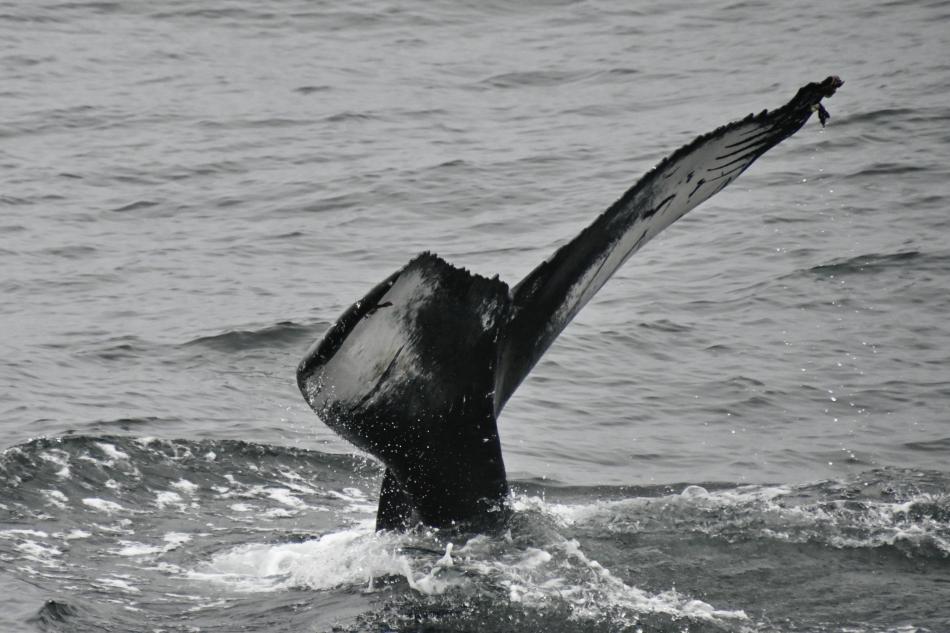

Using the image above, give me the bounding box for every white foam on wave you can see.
[165,532,192,547]
[95,576,140,594]
[276,468,319,494]
[171,478,199,494]
[82,498,126,514]
[38,449,71,479]
[188,520,744,626]
[62,529,92,540]
[264,487,305,508]
[528,484,792,527]
[14,539,62,565]
[95,442,130,461]
[189,523,437,593]
[155,490,186,510]
[817,494,950,555]
[1,529,49,539]
[115,541,164,557]
[517,485,950,556]
[326,487,376,514]
[43,489,69,508]
[113,532,192,558]
[682,487,950,555]
[1,530,65,568]
[216,476,309,509]
[93,518,135,535]
[211,475,368,518]
[454,531,747,623]
[262,508,298,519]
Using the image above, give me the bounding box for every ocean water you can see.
[1,0,949,631]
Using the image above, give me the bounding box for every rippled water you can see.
[2,0,949,631]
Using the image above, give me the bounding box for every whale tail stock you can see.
[297,77,843,531]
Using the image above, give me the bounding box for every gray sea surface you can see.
[2,0,949,631]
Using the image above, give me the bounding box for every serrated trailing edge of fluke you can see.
[634,75,843,202]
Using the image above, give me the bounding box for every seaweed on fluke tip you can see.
[812,76,843,126]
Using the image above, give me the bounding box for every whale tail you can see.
[297,77,844,530]
[297,252,512,529]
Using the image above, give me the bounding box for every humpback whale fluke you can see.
[298,76,844,531]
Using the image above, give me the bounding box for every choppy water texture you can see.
[2,0,949,631]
